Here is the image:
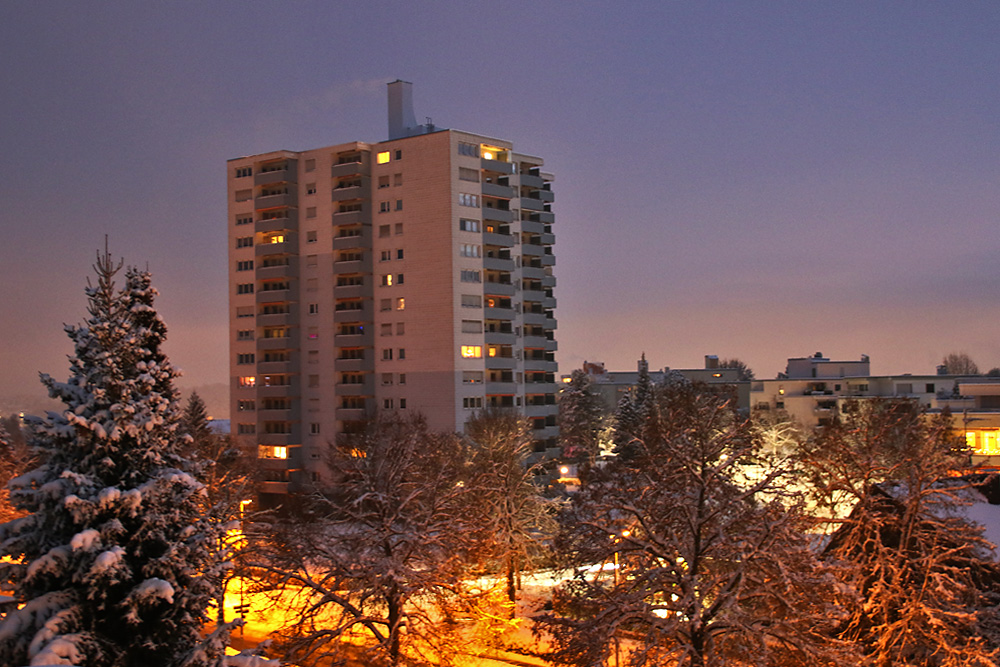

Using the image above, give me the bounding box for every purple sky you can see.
[2,2,998,416]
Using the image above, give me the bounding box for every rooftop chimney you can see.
[387,80,418,140]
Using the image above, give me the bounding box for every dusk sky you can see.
[2,2,998,416]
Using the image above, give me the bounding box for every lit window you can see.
[396,297,405,310]
[377,151,391,164]
[269,234,284,244]
[983,431,1000,456]
[462,346,482,359]
[967,432,977,450]
[258,445,288,459]
[239,376,256,388]
[381,274,393,286]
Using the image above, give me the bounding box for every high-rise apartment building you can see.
[227,81,558,503]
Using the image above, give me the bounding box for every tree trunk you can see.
[388,585,402,666]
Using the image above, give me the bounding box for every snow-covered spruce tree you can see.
[0,253,230,667]
[180,392,259,628]
[538,381,853,667]
[558,369,604,467]
[800,398,1000,666]
[611,392,640,459]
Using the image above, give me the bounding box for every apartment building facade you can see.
[227,82,558,503]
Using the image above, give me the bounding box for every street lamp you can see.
[611,529,631,667]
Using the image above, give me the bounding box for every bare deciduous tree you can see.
[539,382,851,667]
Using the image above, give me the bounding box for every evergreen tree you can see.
[0,252,229,667]
[558,369,604,466]
[180,391,213,459]
[612,391,640,458]
[179,391,258,628]
[719,357,755,381]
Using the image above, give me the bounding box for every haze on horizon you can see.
[1,2,998,418]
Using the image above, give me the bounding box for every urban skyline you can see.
[2,3,998,417]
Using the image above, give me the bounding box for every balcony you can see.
[332,185,364,202]
[533,425,560,440]
[255,255,295,275]
[524,358,558,372]
[485,381,519,394]
[540,232,555,245]
[332,210,365,226]
[336,407,368,420]
[522,335,548,348]
[525,404,558,419]
[255,240,295,257]
[257,481,289,495]
[483,208,514,224]
[334,357,374,373]
[521,243,544,257]
[541,275,556,288]
[531,211,555,224]
[335,377,375,396]
[257,385,294,399]
[521,266,545,280]
[334,330,374,346]
[333,284,367,300]
[540,253,556,267]
[522,288,545,302]
[485,356,517,370]
[520,197,544,212]
[481,182,515,199]
[483,231,515,247]
[484,306,515,321]
[255,216,297,235]
[257,312,295,327]
[257,336,292,351]
[481,157,515,175]
[257,408,293,421]
[255,288,293,304]
[531,189,555,203]
[254,192,297,210]
[522,311,548,327]
[483,256,515,272]
[484,330,517,346]
[333,304,371,323]
[257,359,299,375]
[331,160,365,179]
[254,165,296,186]
[484,281,515,297]
[333,228,368,249]
[258,433,295,446]
[520,219,544,235]
[519,173,544,189]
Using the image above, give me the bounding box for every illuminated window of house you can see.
[983,431,1000,455]
[461,345,482,358]
[396,297,405,310]
[480,145,508,162]
[377,151,391,164]
[268,234,284,244]
[967,431,977,451]
[258,445,288,459]
[488,346,498,357]
[239,376,256,388]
